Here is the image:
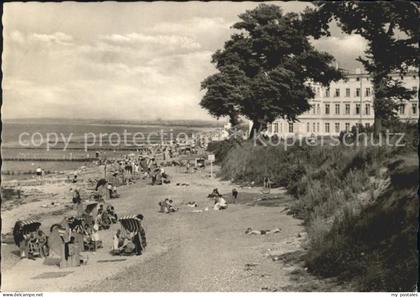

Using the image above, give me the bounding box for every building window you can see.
[413,86,418,96]
[312,122,316,132]
[307,122,310,133]
[412,103,418,114]
[365,88,371,97]
[335,104,340,115]
[365,123,370,129]
[317,123,320,132]
[325,104,330,115]
[345,123,350,131]
[289,123,294,133]
[335,88,340,97]
[334,123,340,133]
[365,104,370,115]
[317,104,320,114]
[312,105,316,114]
[345,103,350,115]
[399,104,405,115]
[346,88,350,97]
[325,123,330,133]
[356,77,360,81]
[273,123,279,133]
[356,88,361,97]
[325,88,330,97]
[335,123,340,133]
[279,123,282,132]
[356,104,361,115]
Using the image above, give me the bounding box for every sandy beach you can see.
[1,163,322,292]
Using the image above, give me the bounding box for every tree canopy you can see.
[303,1,419,131]
[200,4,343,137]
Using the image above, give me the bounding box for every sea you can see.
[1,120,220,177]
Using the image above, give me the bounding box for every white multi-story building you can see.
[266,70,418,137]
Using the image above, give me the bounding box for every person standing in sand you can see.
[232,188,239,203]
[36,166,42,182]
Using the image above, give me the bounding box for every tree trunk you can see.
[249,121,260,139]
[229,111,239,127]
[249,120,267,139]
[374,117,382,136]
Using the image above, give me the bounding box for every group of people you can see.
[96,204,118,230]
[158,199,178,213]
[107,155,172,186]
[13,223,49,259]
[208,188,239,210]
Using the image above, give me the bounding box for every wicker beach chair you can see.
[13,220,43,258]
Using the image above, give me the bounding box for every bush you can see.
[306,157,418,291]
[207,138,242,164]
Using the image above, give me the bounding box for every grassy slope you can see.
[209,138,418,291]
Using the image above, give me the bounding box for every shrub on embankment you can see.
[207,138,241,164]
[210,135,418,291]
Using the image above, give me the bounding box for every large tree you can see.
[200,65,249,127]
[200,4,343,138]
[302,1,419,133]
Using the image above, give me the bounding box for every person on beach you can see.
[107,184,113,198]
[91,224,101,249]
[214,196,228,210]
[134,162,140,176]
[140,157,148,172]
[72,172,78,183]
[155,169,163,185]
[159,200,168,213]
[263,177,271,193]
[13,221,28,258]
[208,188,222,198]
[72,188,81,205]
[112,229,129,255]
[36,167,43,182]
[245,227,281,235]
[107,205,118,223]
[36,230,49,257]
[159,199,176,213]
[232,188,238,203]
[167,199,177,212]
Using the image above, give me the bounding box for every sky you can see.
[2,1,367,121]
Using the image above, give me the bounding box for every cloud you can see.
[311,34,368,70]
[4,4,365,121]
[312,35,367,55]
[151,17,232,36]
[150,17,233,50]
[100,33,201,50]
[29,32,74,46]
